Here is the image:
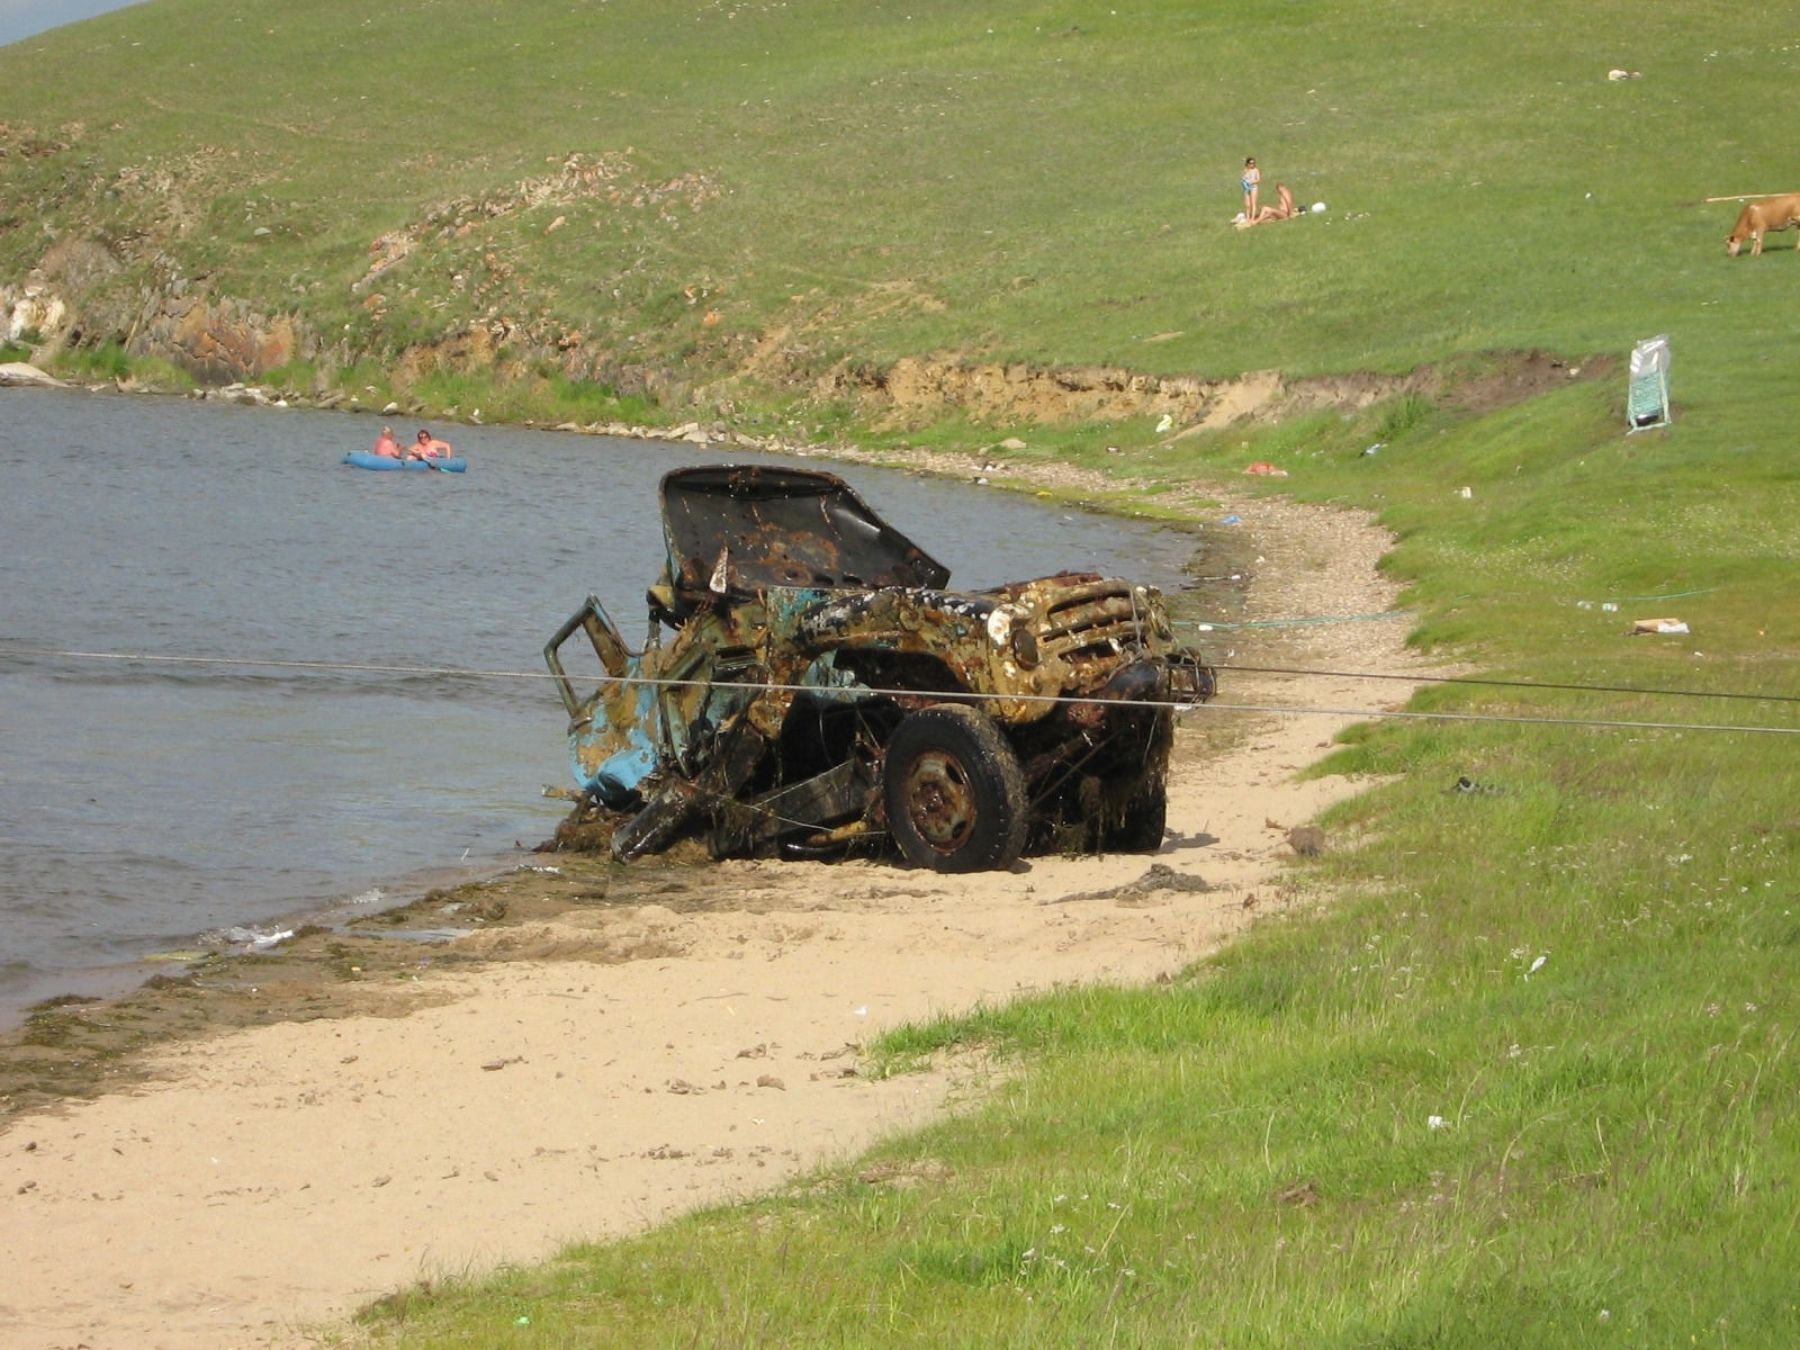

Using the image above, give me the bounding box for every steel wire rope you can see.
[1181,609,1416,631]
[13,643,1792,710]
[1172,586,1719,630]
[4,644,1797,737]
[1212,663,1800,706]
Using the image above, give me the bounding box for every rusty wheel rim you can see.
[901,750,977,853]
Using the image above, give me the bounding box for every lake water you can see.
[0,387,1201,1018]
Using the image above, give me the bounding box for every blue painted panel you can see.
[570,676,664,806]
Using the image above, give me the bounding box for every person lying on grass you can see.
[1245,183,1300,225]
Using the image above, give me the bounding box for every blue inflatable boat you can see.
[343,451,467,473]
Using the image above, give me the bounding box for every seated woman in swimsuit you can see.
[1247,183,1299,224]
[407,428,455,459]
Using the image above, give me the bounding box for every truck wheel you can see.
[883,704,1028,873]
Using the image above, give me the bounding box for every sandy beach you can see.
[0,481,1434,1349]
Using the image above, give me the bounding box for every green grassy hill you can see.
[6,2,1798,1344]
[4,1,1795,405]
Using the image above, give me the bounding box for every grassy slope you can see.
[6,1,1798,1344]
[1,1,1790,385]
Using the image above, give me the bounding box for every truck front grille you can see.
[1037,582,1148,669]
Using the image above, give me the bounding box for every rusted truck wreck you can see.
[545,464,1215,873]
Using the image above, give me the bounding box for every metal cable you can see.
[1215,663,1800,706]
[4,644,1795,737]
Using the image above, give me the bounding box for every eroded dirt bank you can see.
[0,479,1440,1350]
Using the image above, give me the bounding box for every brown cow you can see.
[1726,194,1800,256]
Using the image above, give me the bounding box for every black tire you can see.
[882,704,1028,873]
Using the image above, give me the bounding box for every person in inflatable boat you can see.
[408,428,455,460]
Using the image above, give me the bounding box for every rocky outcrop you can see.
[133,294,311,384]
[3,280,67,344]
[4,264,314,384]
